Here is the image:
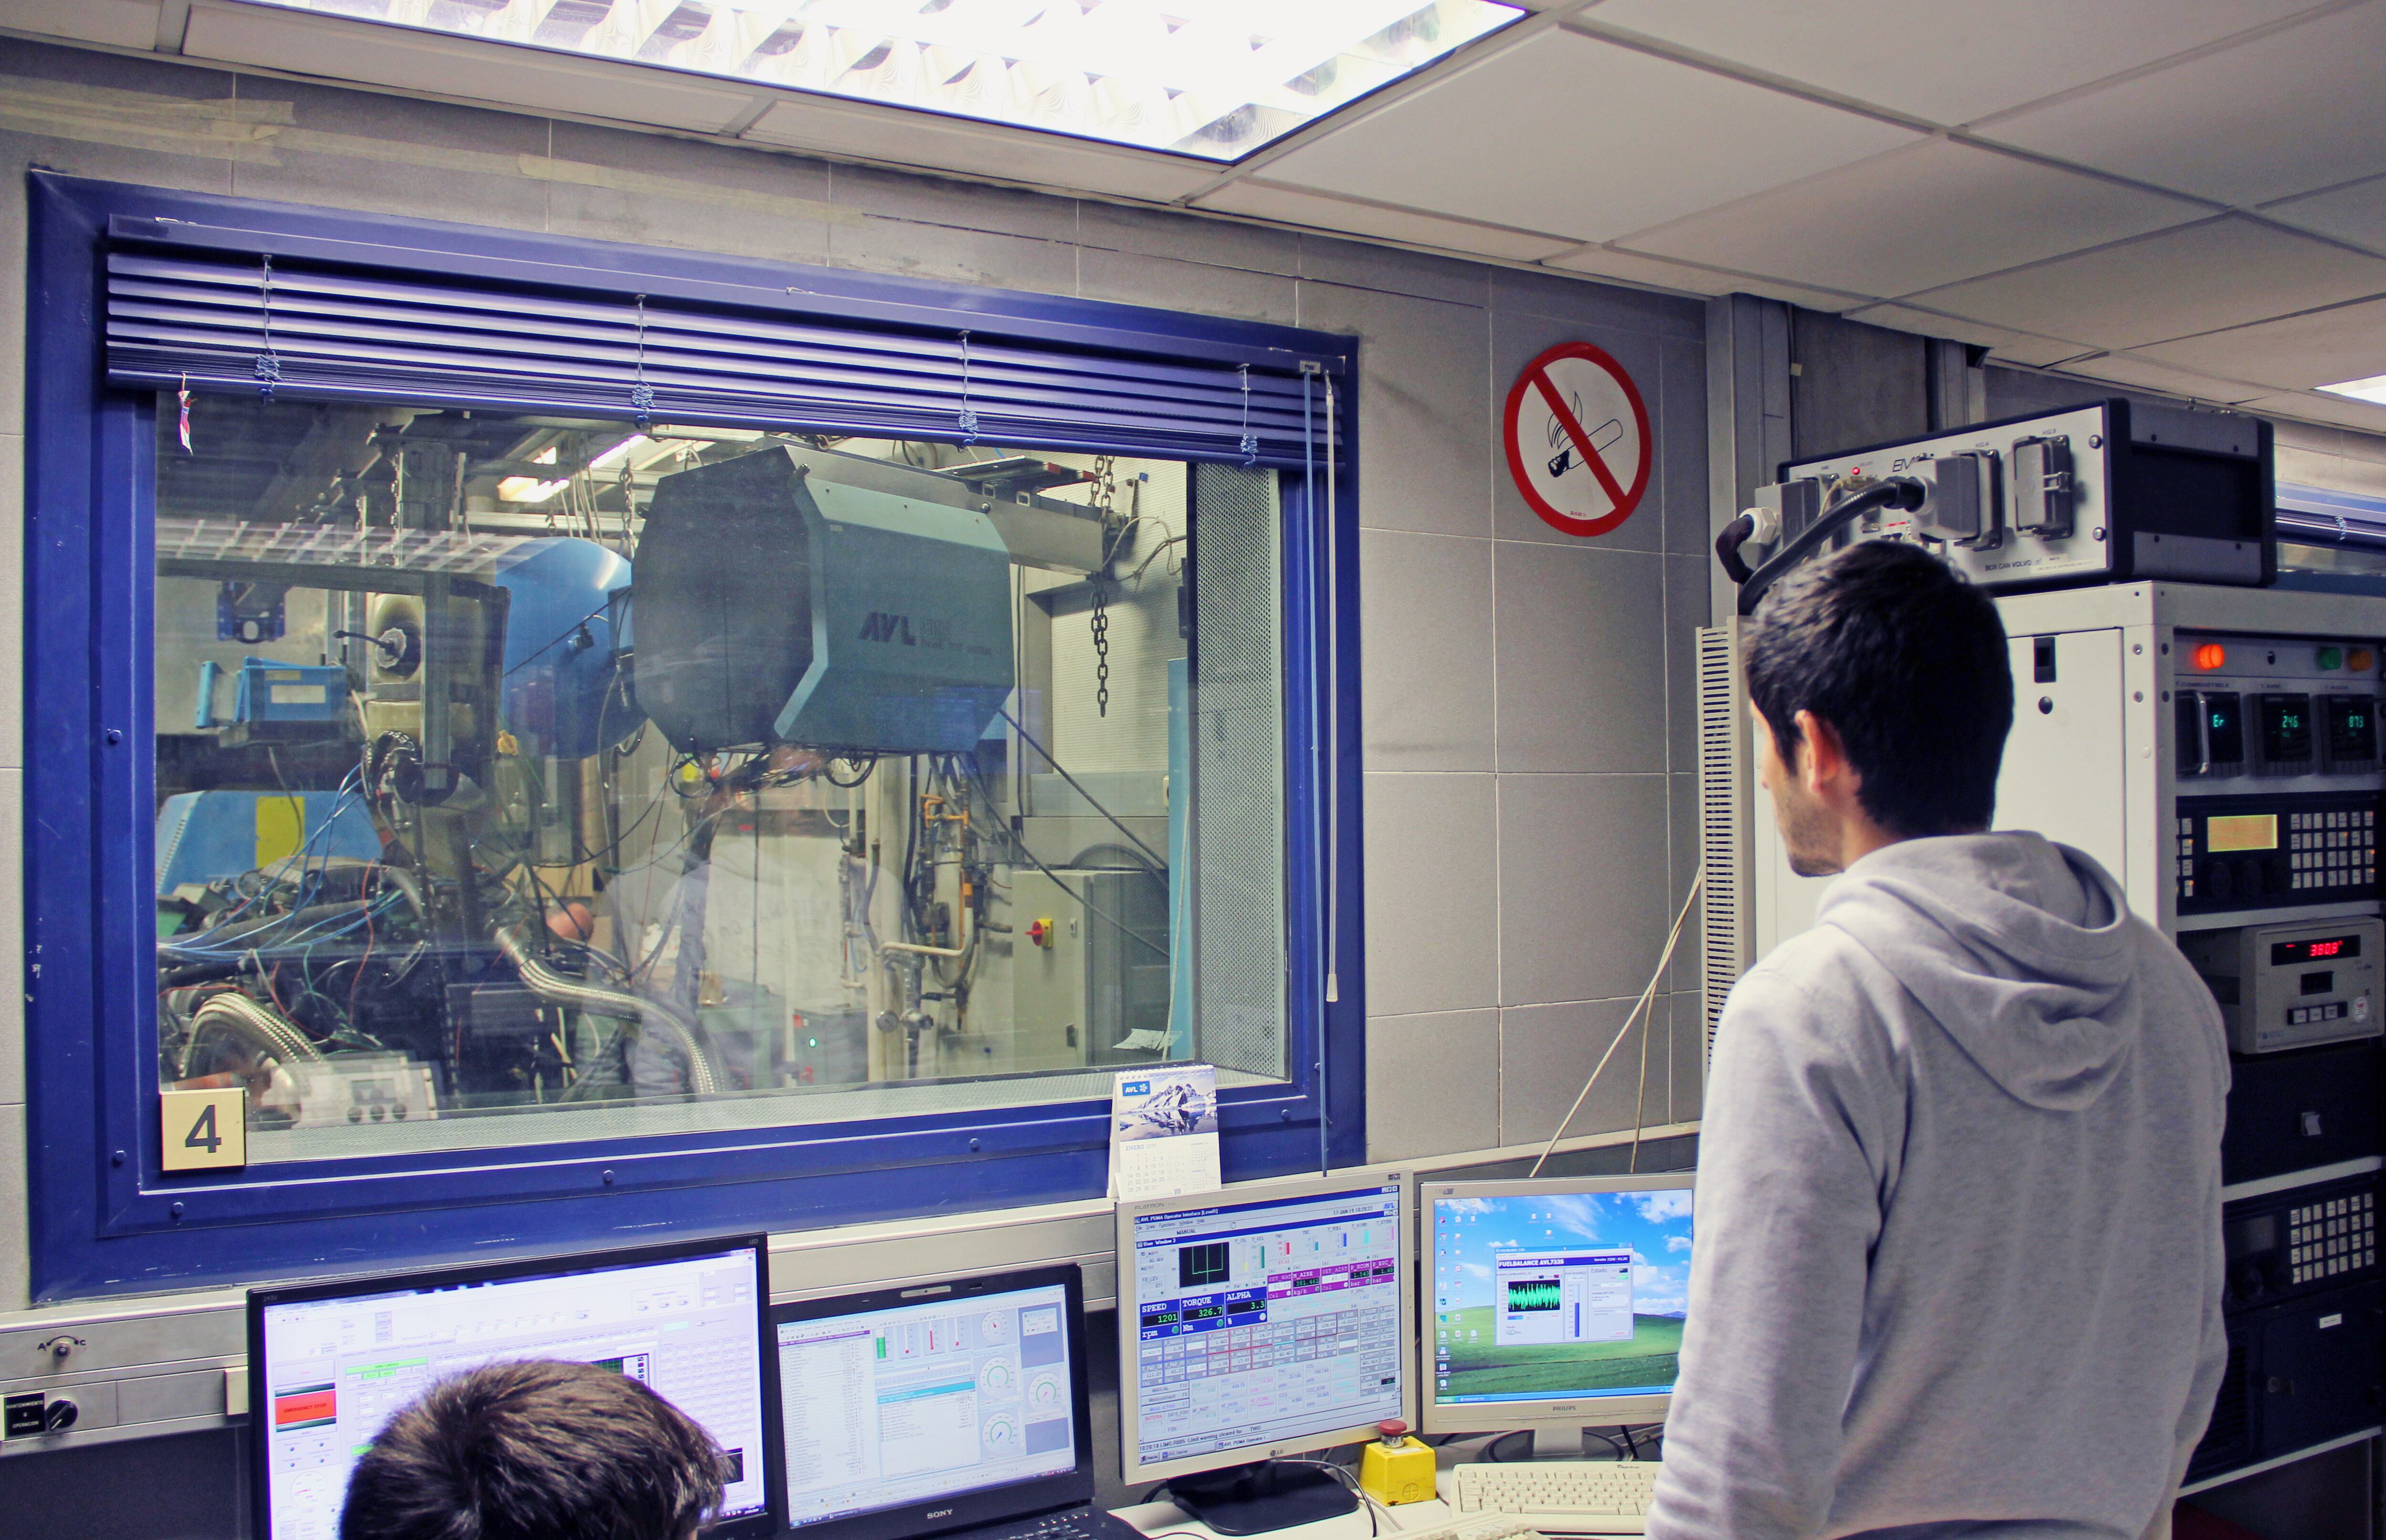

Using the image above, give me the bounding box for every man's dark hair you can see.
[1744,540,2014,837]
[339,1358,725,1540]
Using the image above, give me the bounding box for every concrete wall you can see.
[0,36,1710,1309]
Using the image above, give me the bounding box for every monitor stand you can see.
[1525,1426,1591,1458]
[1168,1461,1359,1536]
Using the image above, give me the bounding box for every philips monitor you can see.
[247,1235,778,1540]
[1118,1170,1413,1531]
[1422,1175,1695,1446]
[769,1264,1134,1540]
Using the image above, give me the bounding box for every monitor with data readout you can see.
[1117,1170,1414,1486]
[247,1235,778,1540]
[768,1264,1102,1540]
[1422,1175,1695,1436]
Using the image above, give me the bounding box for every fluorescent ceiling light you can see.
[230,0,1524,159]
[2320,375,2386,406]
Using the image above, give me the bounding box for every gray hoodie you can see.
[1647,833,2230,1540]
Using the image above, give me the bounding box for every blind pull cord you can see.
[254,254,281,401]
[1238,363,1257,467]
[630,293,655,432]
[957,329,979,446]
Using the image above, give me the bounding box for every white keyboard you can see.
[1448,1461,1664,1534]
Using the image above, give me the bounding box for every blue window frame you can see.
[25,171,1364,1301]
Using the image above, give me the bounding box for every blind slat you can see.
[105,248,1341,468]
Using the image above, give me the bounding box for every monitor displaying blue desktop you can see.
[247,1236,777,1540]
[1422,1176,1694,1435]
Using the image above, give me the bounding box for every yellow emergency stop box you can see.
[1360,1421,1436,1505]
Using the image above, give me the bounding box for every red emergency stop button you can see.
[1027,918,1055,948]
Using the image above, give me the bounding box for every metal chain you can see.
[1090,455,1119,718]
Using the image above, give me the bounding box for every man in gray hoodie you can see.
[1648,541,2229,1540]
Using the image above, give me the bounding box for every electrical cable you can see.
[1267,1458,1396,1535]
[956,759,1169,964]
[1733,476,1925,616]
[1528,869,1703,1180]
[994,705,1167,870]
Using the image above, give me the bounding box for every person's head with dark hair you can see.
[338,1359,725,1540]
[1744,540,2014,877]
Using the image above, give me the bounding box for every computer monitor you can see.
[1118,1168,1413,1519]
[769,1264,1099,1540]
[247,1235,779,1540]
[1422,1175,1695,1446]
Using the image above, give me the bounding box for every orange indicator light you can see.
[2191,643,2228,671]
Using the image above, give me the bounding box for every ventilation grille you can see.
[1697,623,1752,1075]
[1188,462,1287,1080]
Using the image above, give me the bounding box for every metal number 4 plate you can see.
[159,1087,246,1172]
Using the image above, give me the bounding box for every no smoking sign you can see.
[1503,342,1653,538]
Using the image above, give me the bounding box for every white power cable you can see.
[1528,870,1705,1179]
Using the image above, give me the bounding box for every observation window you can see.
[152,395,1289,1160]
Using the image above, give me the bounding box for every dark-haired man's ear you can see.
[1794,710,1859,800]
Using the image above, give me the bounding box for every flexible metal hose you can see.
[493,924,720,1097]
[181,991,325,1080]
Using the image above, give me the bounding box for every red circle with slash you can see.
[1503,342,1653,538]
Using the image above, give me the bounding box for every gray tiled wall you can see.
[0,34,1710,1304]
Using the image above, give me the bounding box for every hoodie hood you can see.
[1815,832,2140,1111]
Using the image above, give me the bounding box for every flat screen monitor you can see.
[248,1235,778,1540]
[1422,1175,1695,1435]
[1117,1170,1413,1483]
[770,1264,1095,1540]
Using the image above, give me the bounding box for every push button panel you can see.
[2177,794,2380,914]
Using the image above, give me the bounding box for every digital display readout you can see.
[2207,813,2280,853]
[2272,935,2363,965]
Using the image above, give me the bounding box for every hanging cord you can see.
[1237,363,1257,467]
[1090,454,1119,717]
[1323,369,1340,1006]
[957,330,979,446]
[1528,870,1704,1178]
[630,294,655,432]
[254,254,281,401]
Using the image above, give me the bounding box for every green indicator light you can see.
[2320,646,2344,669]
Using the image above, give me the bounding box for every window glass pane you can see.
[153,396,1288,1160]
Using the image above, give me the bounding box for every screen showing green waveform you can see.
[1504,1278,1562,1313]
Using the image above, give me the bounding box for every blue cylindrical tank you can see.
[491,538,632,760]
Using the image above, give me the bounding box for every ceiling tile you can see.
[1615,138,2205,297]
[1261,30,1918,244]
[2042,352,2273,404]
[2132,294,2386,391]
[744,97,1214,203]
[1194,180,1578,262]
[1838,302,2095,367]
[1976,3,2386,206]
[2241,390,2386,435]
[1905,217,2386,351]
[1544,246,1856,307]
[0,0,159,49]
[182,2,755,133]
[1580,0,2323,126]
[2264,174,2386,256]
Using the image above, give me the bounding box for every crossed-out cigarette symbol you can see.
[1547,390,1624,479]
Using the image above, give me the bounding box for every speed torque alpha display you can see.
[1124,1179,1405,1474]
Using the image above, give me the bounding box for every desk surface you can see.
[1111,1436,1656,1540]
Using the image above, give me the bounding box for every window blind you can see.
[104,243,1340,468]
